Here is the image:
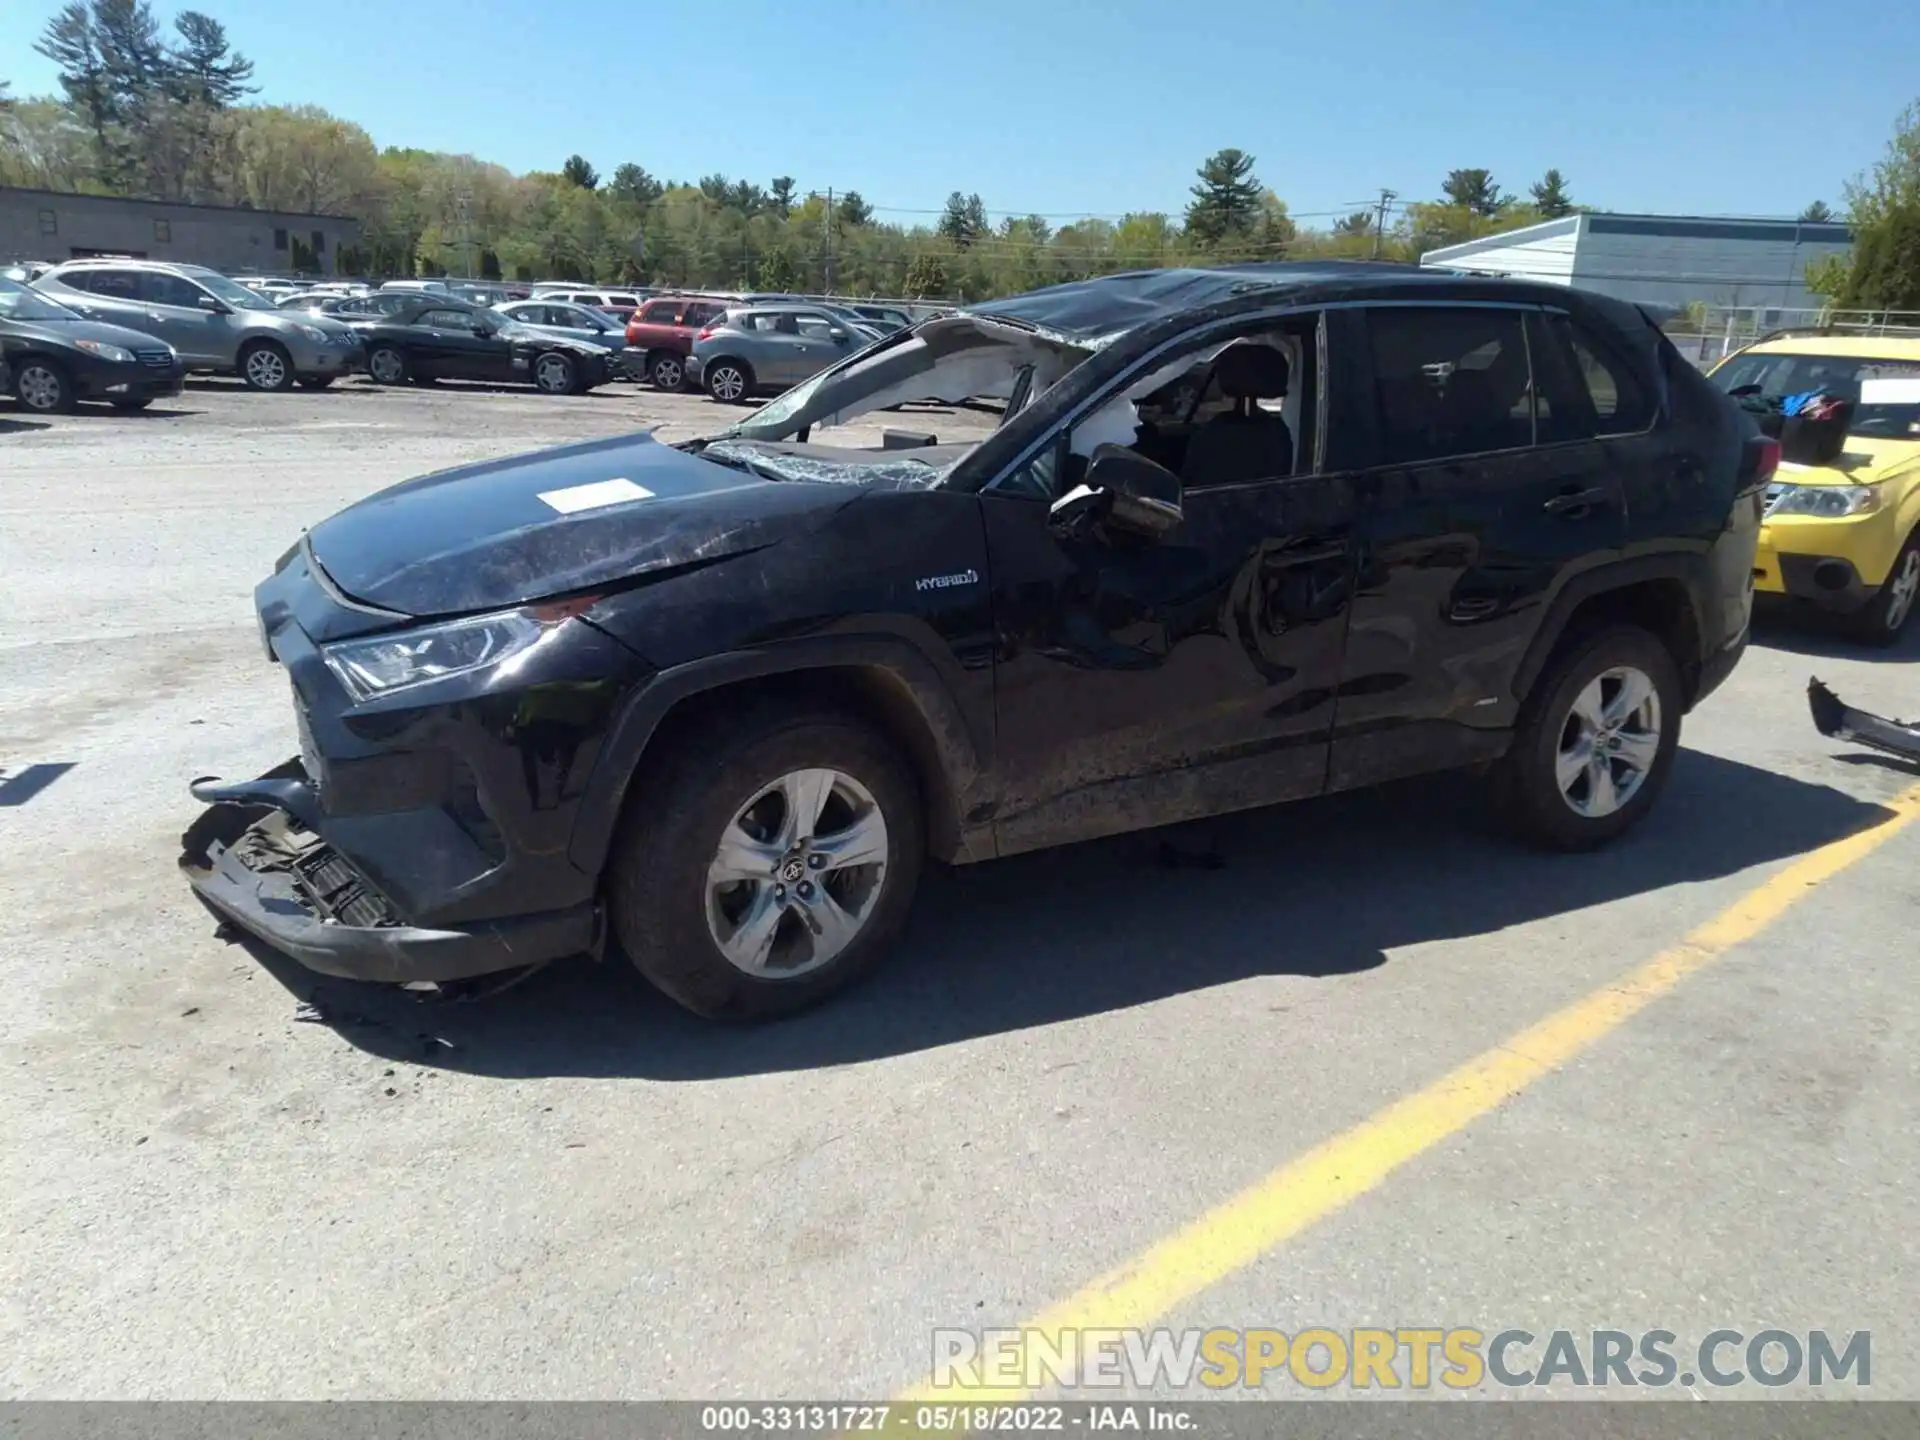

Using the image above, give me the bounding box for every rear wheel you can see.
[608,707,924,1020]
[238,340,293,392]
[365,344,408,386]
[705,357,752,403]
[1491,626,1682,850]
[1851,533,1920,646]
[648,351,684,390]
[14,359,73,413]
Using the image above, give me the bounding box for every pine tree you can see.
[1184,148,1262,246]
[1800,200,1835,222]
[561,154,599,189]
[768,176,796,218]
[836,190,873,227]
[1442,168,1506,218]
[1529,169,1573,218]
[168,12,254,106]
[938,191,985,247]
[904,251,949,297]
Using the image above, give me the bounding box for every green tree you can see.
[608,161,661,205]
[1800,199,1835,222]
[1838,209,1920,310]
[1184,147,1262,246]
[938,190,985,247]
[1442,168,1505,217]
[1530,168,1573,218]
[903,250,949,298]
[561,152,598,189]
[35,3,116,183]
[769,175,796,217]
[758,244,798,291]
[480,248,501,279]
[168,11,254,106]
[837,189,872,227]
[1333,209,1373,236]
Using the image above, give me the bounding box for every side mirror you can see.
[198,295,231,314]
[1084,443,1184,539]
[828,325,849,342]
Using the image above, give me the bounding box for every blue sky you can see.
[3,0,1915,225]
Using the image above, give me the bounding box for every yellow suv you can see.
[1709,332,1920,643]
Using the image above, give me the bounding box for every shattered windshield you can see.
[695,315,1093,486]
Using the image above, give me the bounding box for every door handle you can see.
[1542,486,1610,516]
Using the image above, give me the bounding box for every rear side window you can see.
[1366,307,1534,465]
[685,302,722,325]
[640,301,680,324]
[417,308,472,327]
[1551,314,1654,434]
[70,269,143,299]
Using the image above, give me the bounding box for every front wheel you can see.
[238,341,293,392]
[13,359,73,414]
[1491,626,1682,851]
[1851,534,1920,646]
[532,351,577,395]
[705,358,752,403]
[608,707,925,1020]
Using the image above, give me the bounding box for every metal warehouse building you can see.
[1420,212,1852,312]
[0,187,361,276]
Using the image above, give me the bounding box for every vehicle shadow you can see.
[240,746,1892,1080]
[0,417,53,434]
[1751,601,1920,663]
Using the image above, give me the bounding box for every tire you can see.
[108,395,153,412]
[648,351,685,391]
[705,357,753,403]
[608,706,925,1020]
[1491,625,1682,851]
[532,350,577,395]
[13,358,73,414]
[238,340,294,392]
[296,375,335,391]
[1850,531,1920,646]
[365,344,408,386]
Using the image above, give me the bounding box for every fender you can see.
[1510,550,1716,705]
[567,631,993,874]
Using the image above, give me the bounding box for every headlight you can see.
[1767,483,1880,517]
[295,324,330,344]
[321,610,549,702]
[74,339,134,364]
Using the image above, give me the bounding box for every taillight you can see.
[696,326,718,341]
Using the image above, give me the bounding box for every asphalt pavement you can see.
[2,377,1917,1402]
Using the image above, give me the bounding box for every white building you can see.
[1420,213,1852,313]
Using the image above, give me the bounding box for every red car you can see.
[624,295,733,390]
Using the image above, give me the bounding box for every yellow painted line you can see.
[909,782,1920,1404]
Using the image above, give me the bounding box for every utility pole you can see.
[1371,188,1396,260]
[453,191,474,278]
[823,186,834,295]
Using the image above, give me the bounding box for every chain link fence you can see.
[1662,306,1920,368]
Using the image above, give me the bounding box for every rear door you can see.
[57,267,153,336]
[1330,303,1627,789]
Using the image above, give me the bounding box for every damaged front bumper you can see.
[1808,679,1920,765]
[180,764,598,985]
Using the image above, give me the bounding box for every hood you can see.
[264,308,355,338]
[305,430,857,617]
[1777,436,1920,487]
[1,314,171,354]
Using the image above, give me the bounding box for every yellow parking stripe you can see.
[908,781,1920,1404]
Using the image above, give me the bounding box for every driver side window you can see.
[1005,318,1319,502]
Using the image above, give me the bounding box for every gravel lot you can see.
[4,377,1919,1401]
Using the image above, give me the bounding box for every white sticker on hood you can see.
[537,477,655,514]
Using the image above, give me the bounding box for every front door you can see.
[139,271,228,365]
[1330,304,1628,790]
[983,312,1361,855]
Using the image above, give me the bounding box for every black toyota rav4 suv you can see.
[183,263,1770,1020]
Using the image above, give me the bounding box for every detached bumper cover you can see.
[1809,679,1920,765]
[181,766,597,984]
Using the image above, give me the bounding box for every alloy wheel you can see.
[368,348,404,384]
[704,767,890,978]
[653,356,683,390]
[534,354,573,393]
[1883,548,1919,632]
[1555,666,1661,818]
[244,347,287,389]
[16,363,64,412]
[710,365,746,402]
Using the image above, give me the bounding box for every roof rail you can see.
[1750,321,1920,346]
